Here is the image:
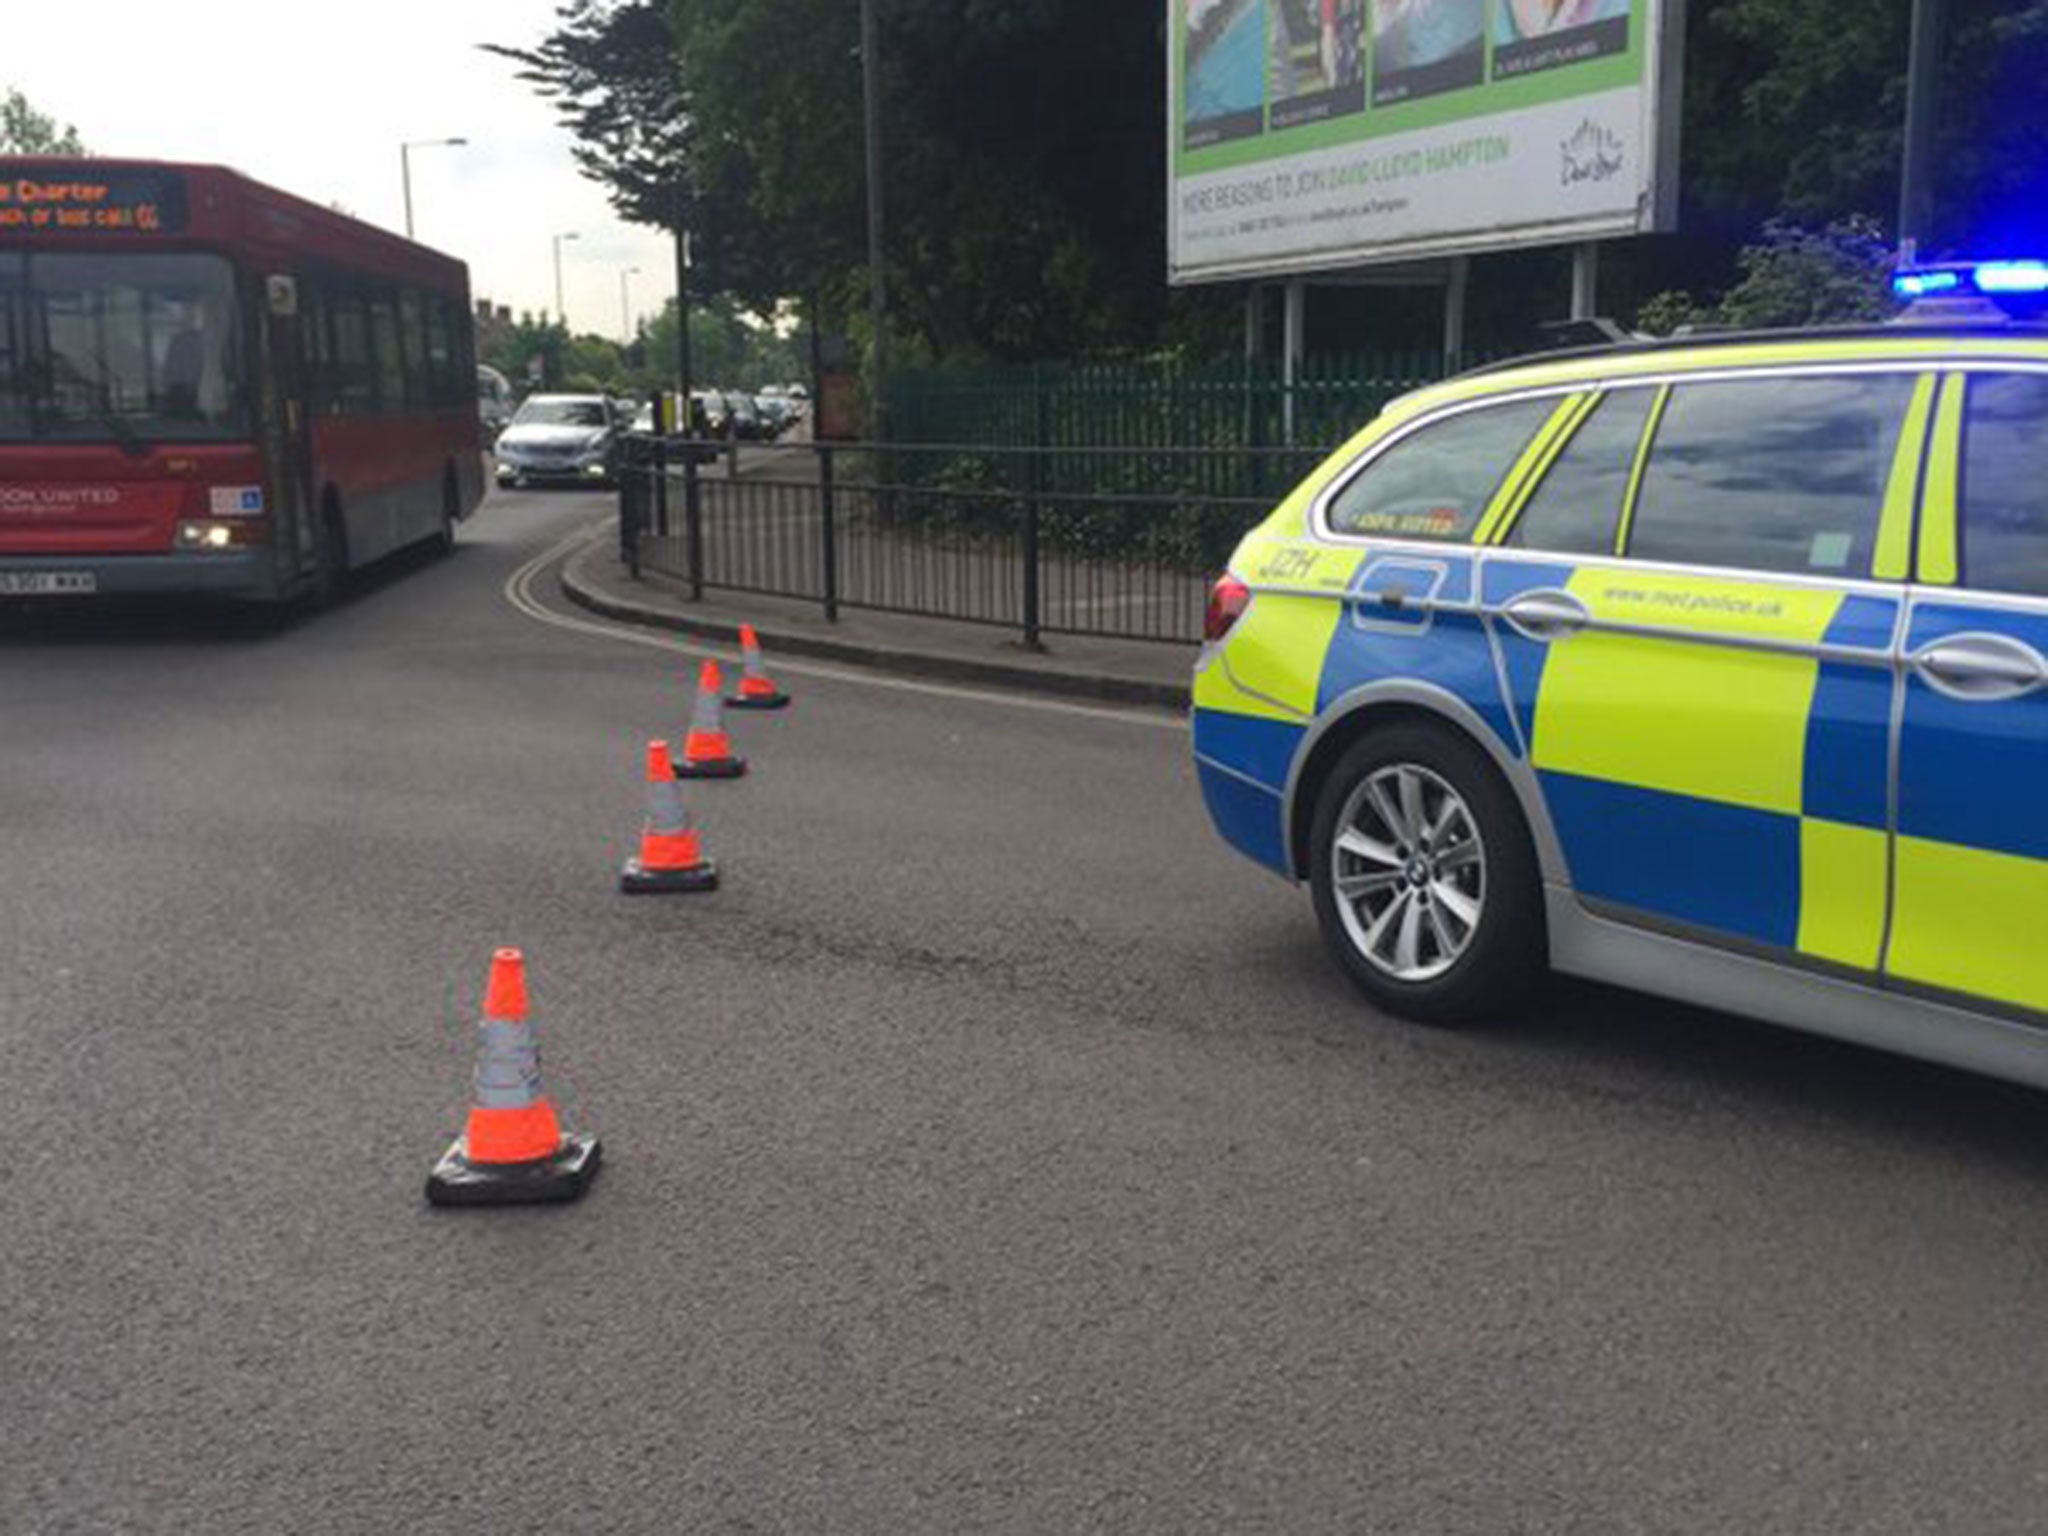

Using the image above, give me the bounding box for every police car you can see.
[1194,260,2048,1090]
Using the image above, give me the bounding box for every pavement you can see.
[563,535,1197,710]
[15,487,2048,1533]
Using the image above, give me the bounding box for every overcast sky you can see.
[10,1,677,340]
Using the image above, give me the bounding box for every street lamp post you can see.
[1898,0,1948,262]
[619,266,641,344]
[861,0,887,442]
[400,137,467,241]
[552,231,581,326]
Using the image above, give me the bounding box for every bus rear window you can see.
[0,251,246,443]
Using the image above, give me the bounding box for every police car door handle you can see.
[1499,589,1591,643]
[1912,632,2048,700]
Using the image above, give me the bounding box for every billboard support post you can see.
[1283,279,1304,444]
[1443,257,1470,370]
[1571,243,1600,320]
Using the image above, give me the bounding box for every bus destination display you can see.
[0,171,188,236]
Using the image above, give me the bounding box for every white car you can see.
[493,394,622,488]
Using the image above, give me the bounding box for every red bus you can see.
[0,159,484,604]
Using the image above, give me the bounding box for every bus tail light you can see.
[1204,575,1252,644]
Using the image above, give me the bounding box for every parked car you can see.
[477,364,514,442]
[624,395,721,464]
[693,389,731,439]
[1194,257,2048,1096]
[493,393,623,488]
[754,394,795,438]
[724,391,764,441]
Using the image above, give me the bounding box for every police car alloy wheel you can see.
[1330,763,1484,982]
[1308,724,1544,1024]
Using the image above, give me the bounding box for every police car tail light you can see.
[1204,575,1252,643]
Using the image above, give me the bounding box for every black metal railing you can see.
[621,438,1330,646]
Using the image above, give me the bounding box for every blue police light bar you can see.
[1975,261,2048,294]
[1892,259,2048,302]
[1893,269,1960,298]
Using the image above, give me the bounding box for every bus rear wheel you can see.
[432,473,459,557]
[307,504,348,610]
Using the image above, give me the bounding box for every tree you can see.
[669,0,1174,359]
[1637,218,1896,334]
[481,3,783,306]
[480,312,570,392]
[638,294,804,390]
[1625,0,2048,325]
[1,87,86,155]
[494,0,1182,359]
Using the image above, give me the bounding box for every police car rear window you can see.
[1625,375,1915,578]
[1959,373,2048,599]
[1325,397,1554,541]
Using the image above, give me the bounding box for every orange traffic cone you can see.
[726,623,791,710]
[425,948,601,1207]
[676,659,746,779]
[621,740,719,894]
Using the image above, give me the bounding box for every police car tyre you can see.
[1308,724,1544,1025]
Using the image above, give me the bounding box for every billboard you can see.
[1169,0,1682,283]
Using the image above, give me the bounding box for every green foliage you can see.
[881,355,1431,567]
[499,0,2048,365]
[483,3,685,231]
[1669,0,2048,265]
[487,2,805,305]
[638,292,805,391]
[1,88,86,155]
[664,0,1177,358]
[1636,217,1897,335]
[481,312,569,390]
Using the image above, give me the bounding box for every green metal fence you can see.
[884,353,1451,499]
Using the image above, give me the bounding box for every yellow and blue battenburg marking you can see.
[1486,559,1899,965]
[1889,602,2048,1012]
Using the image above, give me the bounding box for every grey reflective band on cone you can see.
[472,1019,543,1109]
[647,776,690,832]
[689,680,724,735]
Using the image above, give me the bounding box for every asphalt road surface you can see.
[8,489,2048,1535]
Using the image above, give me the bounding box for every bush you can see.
[1638,217,1897,334]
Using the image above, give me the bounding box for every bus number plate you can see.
[0,572,97,595]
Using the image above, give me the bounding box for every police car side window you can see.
[1505,387,1658,553]
[1960,373,2048,598]
[1625,375,1915,577]
[1325,397,1554,541]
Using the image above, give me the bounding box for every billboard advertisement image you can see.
[1169,0,1681,283]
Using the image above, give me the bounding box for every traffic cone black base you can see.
[726,691,790,711]
[426,1133,603,1207]
[619,856,720,895]
[674,755,747,780]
